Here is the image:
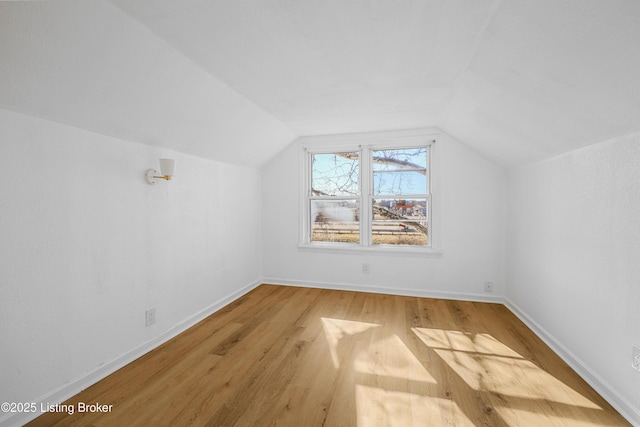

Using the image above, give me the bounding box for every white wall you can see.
[261,130,507,299]
[507,132,640,423]
[9,104,638,424]
[0,108,262,425]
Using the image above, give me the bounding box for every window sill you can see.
[297,243,443,257]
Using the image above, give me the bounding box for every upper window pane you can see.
[311,152,359,196]
[372,148,427,171]
[372,148,427,195]
[373,170,427,195]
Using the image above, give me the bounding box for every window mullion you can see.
[360,145,372,247]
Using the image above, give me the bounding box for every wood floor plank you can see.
[26,285,630,426]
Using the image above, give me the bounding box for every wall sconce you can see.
[145,158,176,185]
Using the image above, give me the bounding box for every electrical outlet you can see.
[484,281,493,293]
[632,346,640,372]
[145,308,156,326]
[362,263,370,274]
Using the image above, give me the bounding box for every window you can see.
[310,151,361,244]
[300,133,436,253]
[371,147,429,246]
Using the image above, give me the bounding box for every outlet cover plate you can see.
[145,308,156,326]
[632,345,640,372]
[362,263,370,274]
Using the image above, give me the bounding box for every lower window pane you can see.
[311,200,360,243]
[372,198,428,246]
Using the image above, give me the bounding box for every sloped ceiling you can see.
[0,1,295,167]
[2,0,640,168]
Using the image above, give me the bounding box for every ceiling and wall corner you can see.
[0,0,295,168]
[441,0,640,168]
[109,0,504,138]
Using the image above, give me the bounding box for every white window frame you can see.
[298,129,441,256]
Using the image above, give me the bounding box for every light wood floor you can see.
[28,284,629,426]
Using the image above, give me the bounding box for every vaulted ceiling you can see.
[2,0,639,168]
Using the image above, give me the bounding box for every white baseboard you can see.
[504,297,640,426]
[262,277,506,304]
[0,279,261,427]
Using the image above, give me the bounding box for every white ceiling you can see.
[2,0,640,168]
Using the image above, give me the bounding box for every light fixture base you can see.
[145,168,158,185]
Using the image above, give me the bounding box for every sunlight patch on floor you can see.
[321,317,380,368]
[355,384,474,427]
[354,330,437,383]
[412,327,601,410]
[412,328,522,358]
